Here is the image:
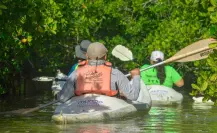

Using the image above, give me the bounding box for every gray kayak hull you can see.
[52,81,151,123]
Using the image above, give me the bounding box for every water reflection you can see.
[1,80,217,132]
[192,103,213,110]
[54,106,184,133]
[56,116,145,133]
[1,99,217,133]
[142,106,182,132]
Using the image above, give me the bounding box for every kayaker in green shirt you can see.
[141,51,184,88]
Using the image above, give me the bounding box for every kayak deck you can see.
[147,85,183,105]
[52,81,151,123]
[52,94,150,123]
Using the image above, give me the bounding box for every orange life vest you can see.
[75,61,118,96]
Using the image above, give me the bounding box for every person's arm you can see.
[171,67,184,87]
[175,79,184,87]
[114,68,141,101]
[57,70,77,103]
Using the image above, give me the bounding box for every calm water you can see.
[0,81,217,133]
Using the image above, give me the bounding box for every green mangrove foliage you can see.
[0,3,7,15]
[189,0,217,104]
[190,48,217,104]
[0,0,217,101]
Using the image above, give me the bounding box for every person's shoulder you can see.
[165,65,174,68]
[111,67,125,75]
[111,67,123,73]
[165,65,177,71]
[72,63,79,67]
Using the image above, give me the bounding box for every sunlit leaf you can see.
[201,81,208,92]
[210,0,217,6]
[210,73,217,81]
[52,22,57,31]
[0,4,7,9]
[50,30,56,34]
[27,35,32,42]
[47,18,53,24]
[208,7,216,12]
[209,43,217,48]
[191,84,200,91]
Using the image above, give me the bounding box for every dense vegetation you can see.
[0,0,217,103]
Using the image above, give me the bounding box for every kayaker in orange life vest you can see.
[58,42,141,102]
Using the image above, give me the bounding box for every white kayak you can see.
[192,97,214,110]
[147,85,183,105]
[192,96,214,105]
[51,80,152,123]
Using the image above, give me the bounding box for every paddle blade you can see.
[174,38,217,62]
[112,45,134,61]
[32,76,55,82]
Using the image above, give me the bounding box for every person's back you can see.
[141,64,183,88]
[58,42,141,103]
[141,51,184,88]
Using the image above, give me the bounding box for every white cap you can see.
[150,51,164,62]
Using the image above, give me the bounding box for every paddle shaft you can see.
[36,45,211,79]
[25,39,215,115]
[125,44,211,77]
[21,99,59,114]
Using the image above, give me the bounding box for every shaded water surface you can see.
[0,81,217,133]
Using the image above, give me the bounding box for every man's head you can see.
[87,42,108,60]
[75,40,91,60]
[150,50,164,64]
